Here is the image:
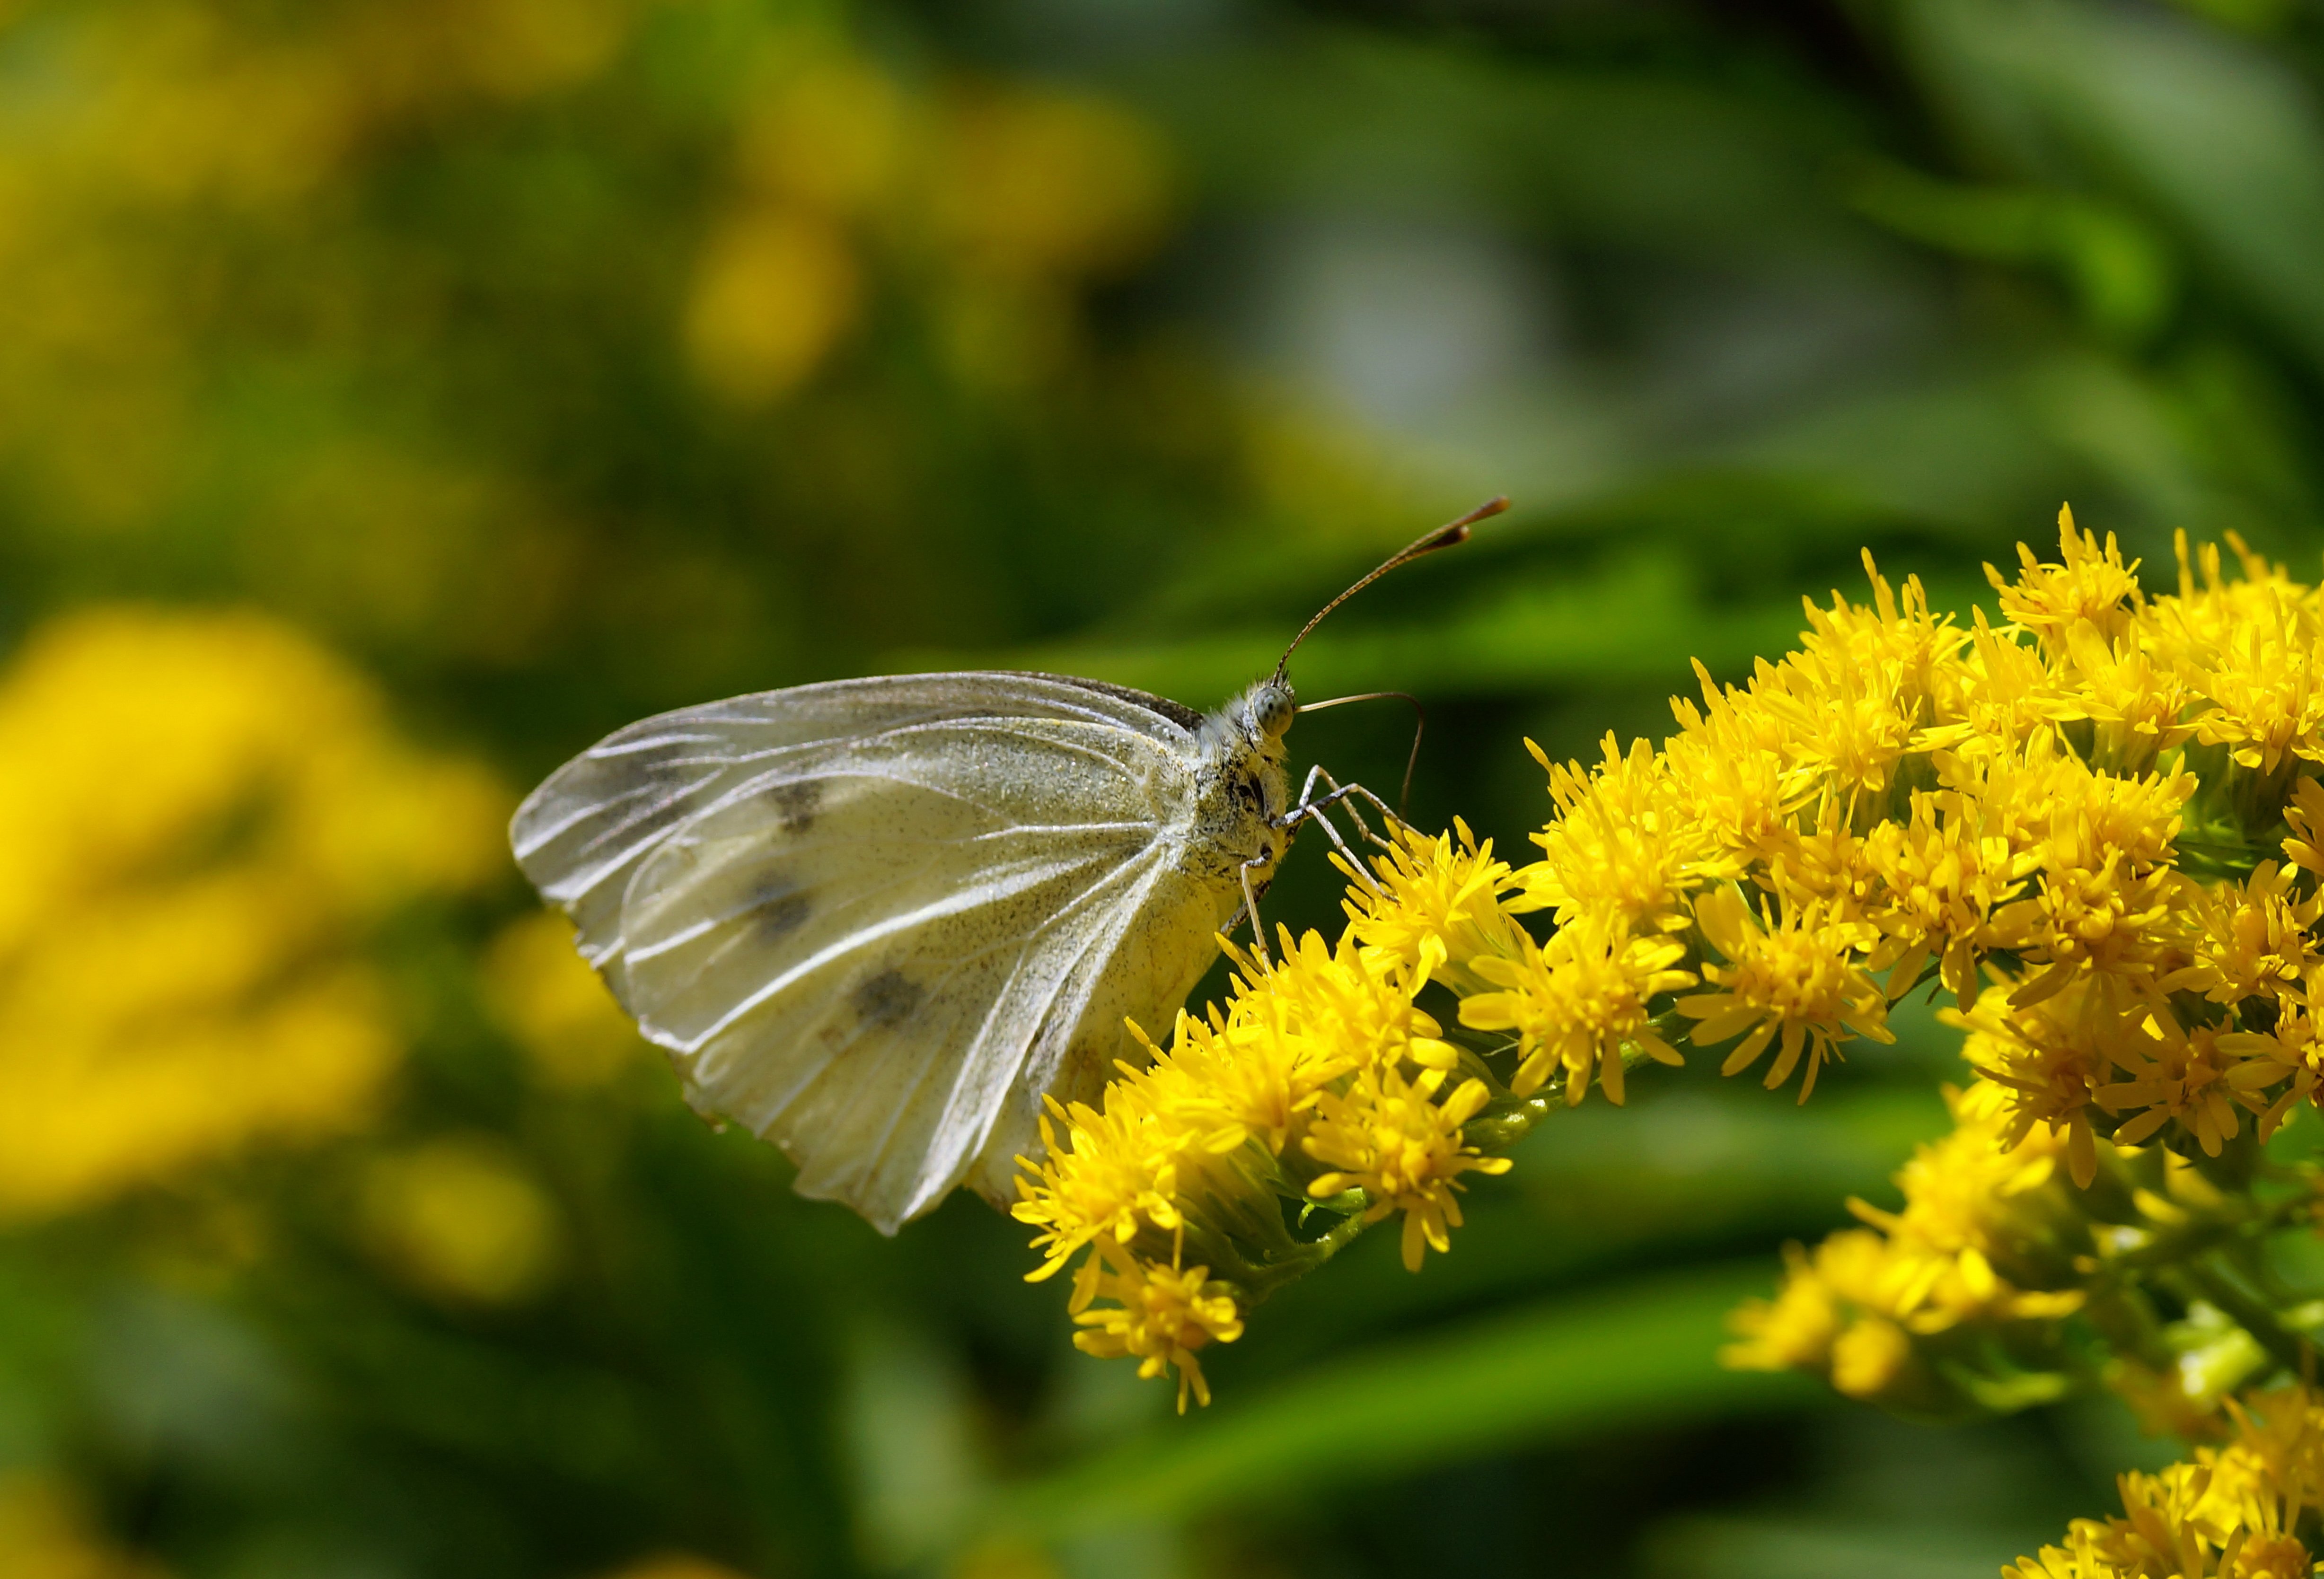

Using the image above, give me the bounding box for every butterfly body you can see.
[511,670,1297,1233]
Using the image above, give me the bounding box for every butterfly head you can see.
[1202,676,1297,765]
[1247,678,1297,741]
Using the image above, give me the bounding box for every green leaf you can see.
[1900,0,2324,376]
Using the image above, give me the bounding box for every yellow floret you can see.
[1068,1246,1244,1413]
[1677,886,1893,1101]
[1304,1068,1511,1272]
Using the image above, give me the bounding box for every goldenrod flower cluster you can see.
[1013,860,1521,1409]
[1497,513,2324,1185]
[1725,1080,2091,1414]
[2006,1384,2324,1579]
[1722,1074,2311,1431]
[1026,512,2324,1410]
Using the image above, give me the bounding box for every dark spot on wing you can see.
[763,777,823,833]
[852,969,923,1030]
[748,875,810,940]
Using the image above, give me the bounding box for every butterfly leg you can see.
[1238,854,1277,968]
[1273,772,1390,895]
[1292,766,1394,850]
[1283,767,1409,855]
[1286,765,1380,851]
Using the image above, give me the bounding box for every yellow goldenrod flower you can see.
[1340,819,1535,995]
[2005,1384,2324,1579]
[1763,606,1932,801]
[2091,1001,2272,1159]
[1304,1068,1511,1272]
[2171,541,2324,779]
[2281,775,2324,880]
[1727,1082,2090,1413]
[1236,928,1462,1080]
[1849,1081,2073,1275]
[1013,1089,1192,1281]
[2060,622,2198,774]
[1861,787,2022,1009]
[1828,1311,1915,1402]
[1725,1230,1944,1406]
[1458,912,1691,1104]
[1678,886,1893,1101]
[1523,733,1716,933]
[1805,551,1971,720]
[1956,604,2081,750]
[1015,884,1505,1400]
[1988,505,2142,648]
[2160,862,2319,1008]
[1034,925,1458,1282]
[2223,995,2324,1140]
[1665,662,1801,868]
[1068,1245,1243,1412]
[1950,977,2115,1188]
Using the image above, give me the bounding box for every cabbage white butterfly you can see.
[510,500,1501,1232]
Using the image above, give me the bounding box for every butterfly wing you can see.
[510,674,1235,1232]
[508,673,1199,996]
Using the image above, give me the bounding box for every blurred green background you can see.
[3,0,2321,1574]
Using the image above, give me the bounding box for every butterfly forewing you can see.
[511,675,1193,984]
[510,674,1241,1232]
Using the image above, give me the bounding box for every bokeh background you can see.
[3,0,2321,1574]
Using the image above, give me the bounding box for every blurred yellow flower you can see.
[484,909,643,1087]
[440,0,633,100]
[0,1473,167,1579]
[2005,1383,2324,1579]
[358,1135,563,1306]
[596,1555,757,1579]
[0,607,507,1220]
[949,1542,1065,1579]
[737,57,909,217]
[683,208,863,406]
[1726,1082,2089,1412]
[927,87,1171,283]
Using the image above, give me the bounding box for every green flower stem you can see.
[2183,1259,2315,1377]
[1464,1096,1558,1153]
[1238,1201,1373,1302]
[2080,1285,2177,1373]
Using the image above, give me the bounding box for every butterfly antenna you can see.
[1272,496,1505,682]
[1294,691,1426,818]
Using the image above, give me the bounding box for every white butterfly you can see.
[509,501,1501,1233]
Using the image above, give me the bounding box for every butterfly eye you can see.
[1252,684,1296,739]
